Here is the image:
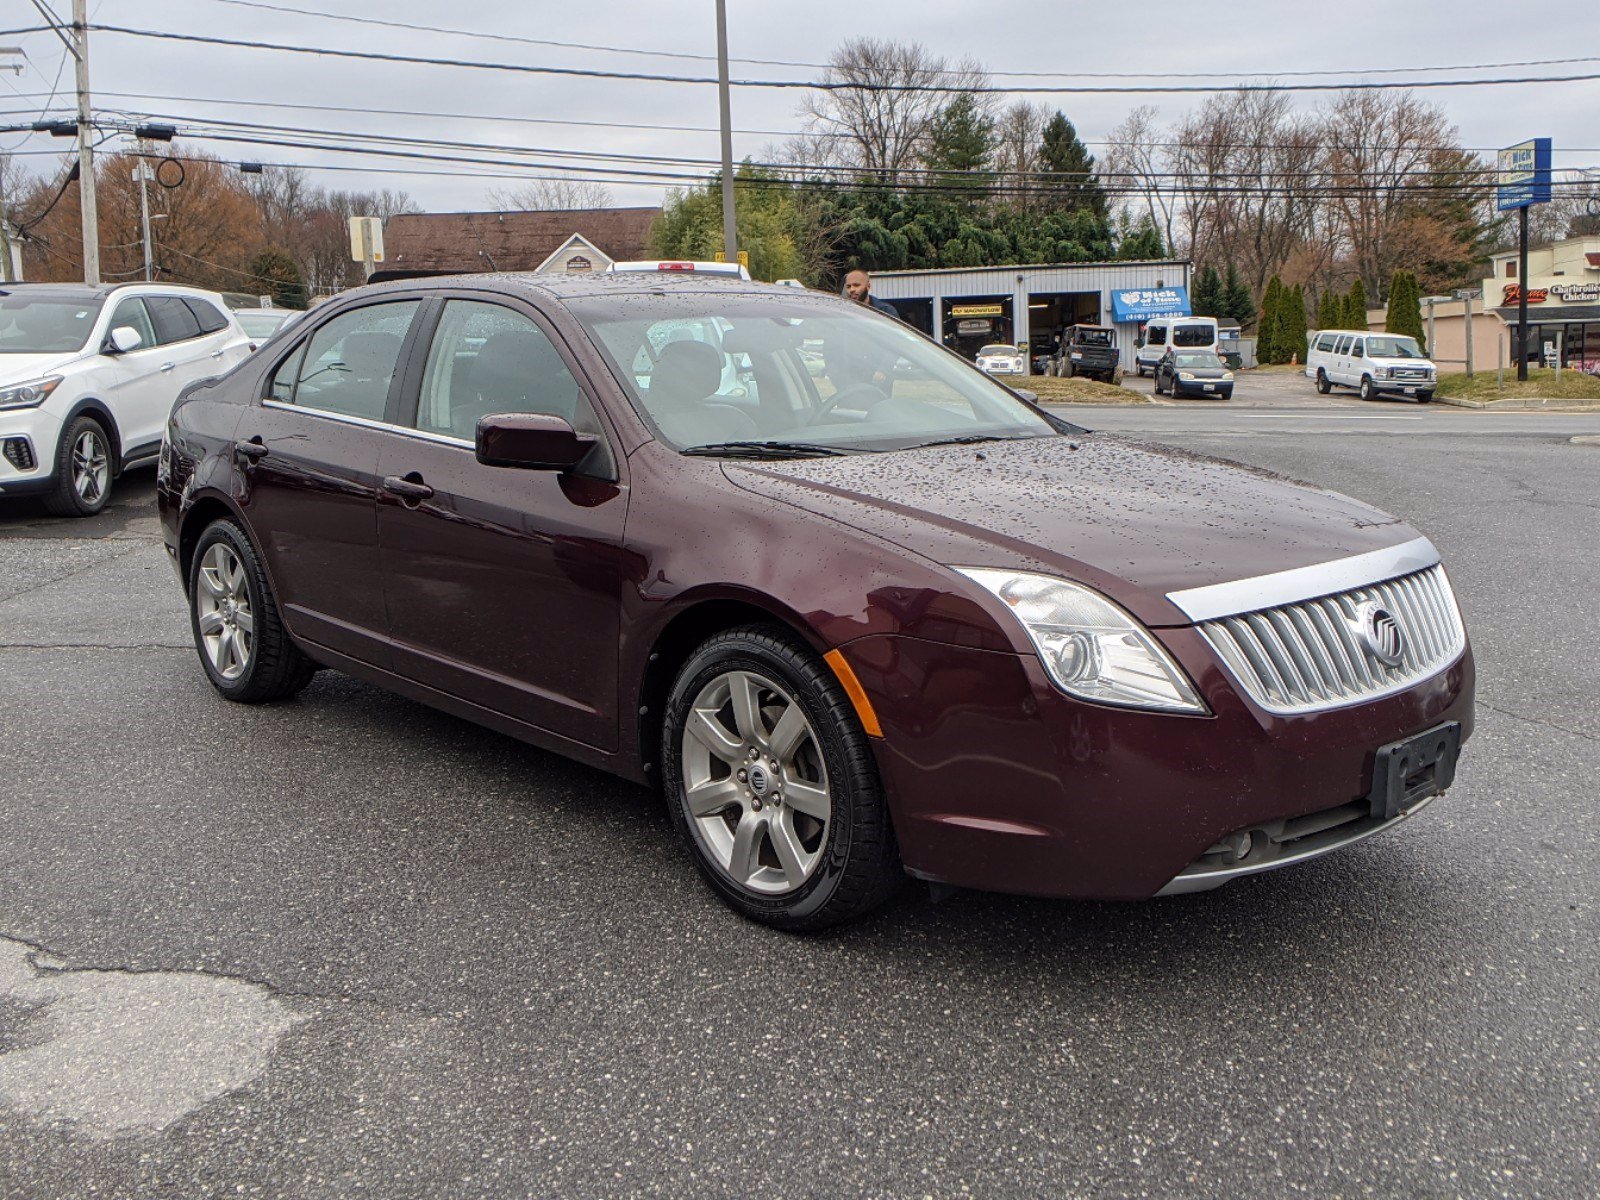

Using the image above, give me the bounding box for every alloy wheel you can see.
[680,669,832,895]
[71,429,109,505]
[195,542,255,680]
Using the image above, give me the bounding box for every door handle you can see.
[234,438,268,462]
[211,349,225,359]
[160,362,176,372]
[381,474,434,502]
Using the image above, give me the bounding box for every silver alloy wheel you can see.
[681,669,832,895]
[195,542,255,681]
[71,428,109,505]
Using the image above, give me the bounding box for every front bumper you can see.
[1173,379,1233,398]
[0,410,61,495]
[836,629,1473,900]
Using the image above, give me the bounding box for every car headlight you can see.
[1178,371,1196,381]
[956,569,1208,714]
[0,375,63,411]
[1376,368,1391,379]
[1222,371,1234,381]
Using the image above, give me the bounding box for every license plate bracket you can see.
[1365,722,1461,821]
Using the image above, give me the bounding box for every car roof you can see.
[332,270,859,308]
[0,281,227,301]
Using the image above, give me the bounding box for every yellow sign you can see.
[951,303,1003,317]
[713,251,751,267]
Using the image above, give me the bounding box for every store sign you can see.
[951,303,1004,317]
[1110,286,1191,322]
[1502,281,1600,305]
[565,255,593,273]
[1496,138,1553,211]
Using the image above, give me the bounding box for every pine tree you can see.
[1282,284,1308,364]
[1344,277,1369,331]
[1385,269,1427,351]
[925,94,994,185]
[1192,265,1225,318]
[1039,112,1108,221]
[246,245,308,309]
[1316,287,1342,331]
[1116,212,1165,260]
[1258,276,1285,363]
[1222,262,1255,329]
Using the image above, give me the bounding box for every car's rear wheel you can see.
[662,626,901,931]
[43,415,113,518]
[1315,368,1332,394]
[189,518,317,703]
[1359,376,1377,401]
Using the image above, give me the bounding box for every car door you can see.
[1331,335,1352,384]
[375,295,630,750]
[95,295,170,457]
[1348,337,1366,386]
[234,297,425,669]
[181,295,253,376]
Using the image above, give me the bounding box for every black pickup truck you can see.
[1053,324,1119,382]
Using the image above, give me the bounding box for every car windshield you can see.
[1174,352,1225,369]
[0,295,104,353]
[1365,335,1424,359]
[1073,329,1113,346]
[235,310,289,337]
[1171,325,1214,347]
[571,291,1057,454]
[978,344,1017,356]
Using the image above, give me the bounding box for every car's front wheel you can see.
[189,518,317,703]
[43,415,113,517]
[662,626,901,931]
[1359,376,1377,401]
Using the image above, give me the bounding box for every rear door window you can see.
[146,296,203,345]
[276,300,421,422]
[183,298,231,335]
[1172,324,1213,347]
[1334,336,1352,355]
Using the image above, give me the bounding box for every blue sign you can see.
[1497,138,1552,211]
[1111,286,1191,323]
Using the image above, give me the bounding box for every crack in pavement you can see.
[0,540,150,604]
[1477,699,1600,746]
[0,933,309,1140]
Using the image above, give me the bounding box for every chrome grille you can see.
[1199,565,1465,714]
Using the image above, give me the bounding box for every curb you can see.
[1435,394,1600,412]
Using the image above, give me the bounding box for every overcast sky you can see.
[4,0,1598,211]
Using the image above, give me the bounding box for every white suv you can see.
[1306,329,1437,403]
[0,283,251,515]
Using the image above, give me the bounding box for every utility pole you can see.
[1516,205,1528,382]
[0,47,20,282]
[28,2,97,281]
[134,156,153,281]
[714,0,737,262]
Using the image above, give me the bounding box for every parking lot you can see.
[3,407,1599,1198]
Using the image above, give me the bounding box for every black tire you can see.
[1417,391,1434,403]
[1315,369,1332,395]
[189,518,317,703]
[1359,376,1376,401]
[661,625,902,931]
[42,414,114,517]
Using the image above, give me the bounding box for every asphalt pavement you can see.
[2,404,1598,1199]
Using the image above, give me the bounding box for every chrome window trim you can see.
[1166,535,1440,623]
[260,399,473,449]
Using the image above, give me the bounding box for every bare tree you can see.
[801,37,986,184]
[487,177,613,211]
[1103,105,1178,253]
[992,101,1049,208]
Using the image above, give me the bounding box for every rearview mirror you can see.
[475,412,596,471]
[107,325,143,354]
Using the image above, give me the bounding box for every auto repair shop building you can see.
[865,259,1193,373]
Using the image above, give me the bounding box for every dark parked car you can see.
[1154,349,1235,399]
[1053,323,1119,381]
[158,272,1473,930]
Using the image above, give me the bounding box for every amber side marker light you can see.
[824,649,884,739]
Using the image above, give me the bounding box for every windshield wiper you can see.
[908,434,1035,449]
[681,440,860,459]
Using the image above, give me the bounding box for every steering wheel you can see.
[807,381,888,427]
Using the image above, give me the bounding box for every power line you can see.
[65,24,1600,95]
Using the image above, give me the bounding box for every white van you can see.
[1305,329,1437,402]
[1134,316,1219,376]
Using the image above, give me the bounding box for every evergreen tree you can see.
[1385,269,1427,351]
[1116,212,1165,260]
[1038,112,1108,221]
[925,94,994,184]
[1344,277,1369,331]
[1222,262,1255,329]
[246,245,307,309]
[1191,265,1225,318]
[1316,286,1342,331]
[1282,283,1308,363]
[1258,275,1285,363]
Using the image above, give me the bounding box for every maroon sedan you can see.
[157,273,1473,930]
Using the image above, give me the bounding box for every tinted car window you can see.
[1351,340,1365,357]
[413,299,600,440]
[281,300,420,421]
[184,298,230,335]
[146,296,203,345]
[1171,324,1213,347]
[1146,325,1167,345]
[1316,333,1336,351]
[107,297,157,350]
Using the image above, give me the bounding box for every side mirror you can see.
[107,325,144,354]
[1013,388,1038,404]
[475,412,596,471]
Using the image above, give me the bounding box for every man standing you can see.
[843,269,899,318]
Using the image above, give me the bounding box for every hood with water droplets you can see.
[723,434,1418,625]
